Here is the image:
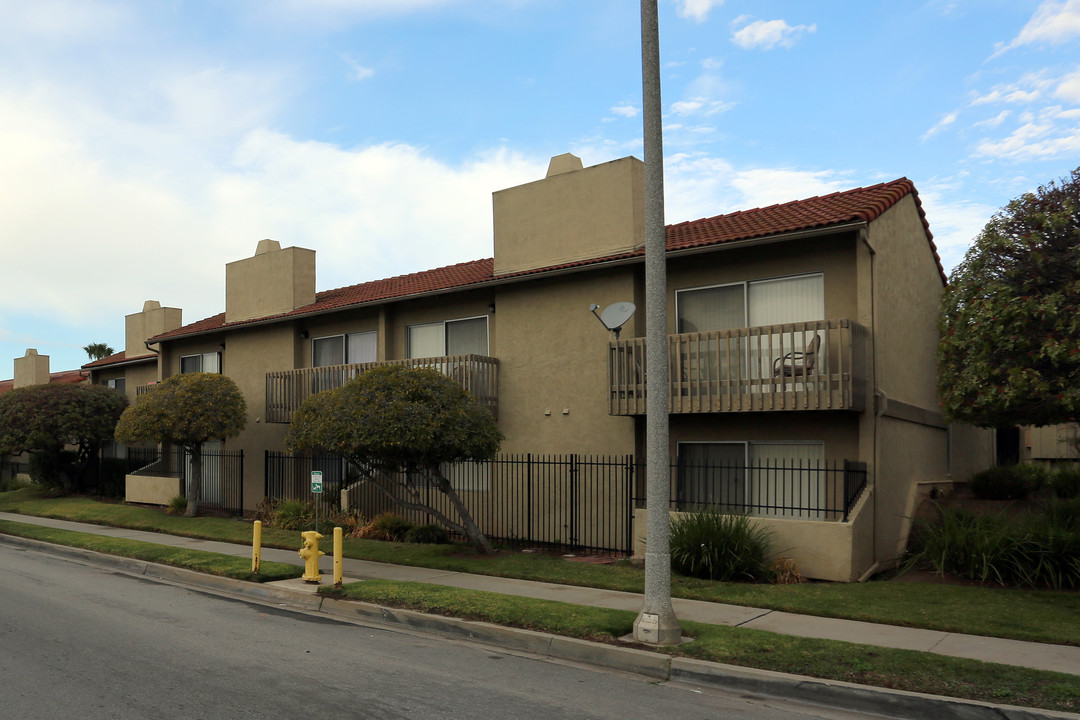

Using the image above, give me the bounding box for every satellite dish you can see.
[590,302,636,339]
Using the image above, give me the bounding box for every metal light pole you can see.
[633,0,681,646]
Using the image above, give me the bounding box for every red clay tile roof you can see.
[81,350,157,370]
[0,370,88,395]
[151,177,941,342]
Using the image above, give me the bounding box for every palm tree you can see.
[83,342,115,361]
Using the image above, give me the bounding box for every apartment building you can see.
[82,153,994,580]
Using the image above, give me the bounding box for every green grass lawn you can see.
[322,580,1080,714]
[2,487,1079,647]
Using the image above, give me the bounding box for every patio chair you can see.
[773,333,821,379]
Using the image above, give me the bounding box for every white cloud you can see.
[1056,67,1080,103]
[974,107,1080,160]
[341,54,375,81]
[993,0,1080,56]
[610,103,639,118]
[922,111,958,139]
[973,110,1011,129]
[675,0,724,24]
[916,187,998,274]
[0,88,545,328]
[731,17,817,50]
[0,0,130,40]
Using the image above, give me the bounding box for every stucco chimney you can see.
[13,348,50,388]
[126,300,183,357]
[492,154,644,276]
[225,240,316,323]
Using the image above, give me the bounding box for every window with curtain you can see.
[407,317,488,358]
[676,441,825,519]
[312,331,377,367]
[105,377,126,394]
[180,352,221,374]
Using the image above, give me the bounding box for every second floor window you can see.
[180,351,221,374]
[312,331,377,367]
[407,317,488,358]
[676,273,824,333]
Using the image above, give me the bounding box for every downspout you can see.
[860,226,879,576]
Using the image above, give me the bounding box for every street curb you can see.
[2,532,1077,720]
[670,658,1080,720]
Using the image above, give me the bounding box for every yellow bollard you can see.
[252,520,262,574]
[298,530,324,583]
[333,527,343,588]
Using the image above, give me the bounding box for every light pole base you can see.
[633,607,682,645]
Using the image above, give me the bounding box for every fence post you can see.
[526,453,533,545]
[625,455,635,556]
[569,454,579,551]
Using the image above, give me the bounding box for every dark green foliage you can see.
[83,343,115,361]
[669,510,774,582]
[404,523,449,544]
[969,464,1049,500]
[366,512,414,541]
[908,505,1080,589]
[166,495,188,515]
[938,167,1080,428]
[0,383,127,493]
[115,373,246,517]
[287,365,502,553]
[1049,466,1080,499]
[94,457,129,499]
[273,499,315,530]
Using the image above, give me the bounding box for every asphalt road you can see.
[0,544,880,720]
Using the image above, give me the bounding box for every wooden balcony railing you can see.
[609,319,868,415]
[265,354,499,423]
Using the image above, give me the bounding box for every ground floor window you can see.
[676,441,825,519]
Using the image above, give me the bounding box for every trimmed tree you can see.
[939,167,1080,428]
[286,365,503,553]
[114,373,246,517]
[0,383,128,492]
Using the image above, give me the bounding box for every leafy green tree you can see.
[83,342,115,361]
[0,383,127,492]
[939,167,1080,428]
[114,373,246,517]
[287,365,503,553]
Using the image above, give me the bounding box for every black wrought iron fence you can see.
[128,447,244,514]
[265,452,637,555]
[667,458,867,521]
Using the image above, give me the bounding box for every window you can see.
[180,352,220,374]
[312,331,377,368]
[677,442,825,519]
[105,377,126,394]
[676,273,824,333]
[676,274,824,384]
[407,317,488,359]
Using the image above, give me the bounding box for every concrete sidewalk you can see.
[2,510,1078,679]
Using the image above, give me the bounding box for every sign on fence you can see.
[311,470,323,494]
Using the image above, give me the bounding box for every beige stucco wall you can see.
[493,156,644,276]
[126,474,182,506]
[13,349,49,387]
[225,243,316,324]
[125,301,182,358]
[1025,423,1079,462]
[494,268,637,455]
[631,488,875,582]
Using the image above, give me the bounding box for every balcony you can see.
[609,319,868,415]
[265,354,499,423]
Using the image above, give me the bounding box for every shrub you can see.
[669,510,774,582]
[273,500,316,531]
[1049,466,1080,500]
[968,464,1048,500]
[360,513,413,541]
[96,458,129,499]
[404,523,449,544]
[908,505,1080,589]
[166,495,188,515]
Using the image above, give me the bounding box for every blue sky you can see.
[2,0,1079,375]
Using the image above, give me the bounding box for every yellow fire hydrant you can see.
[298,530,324,583]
